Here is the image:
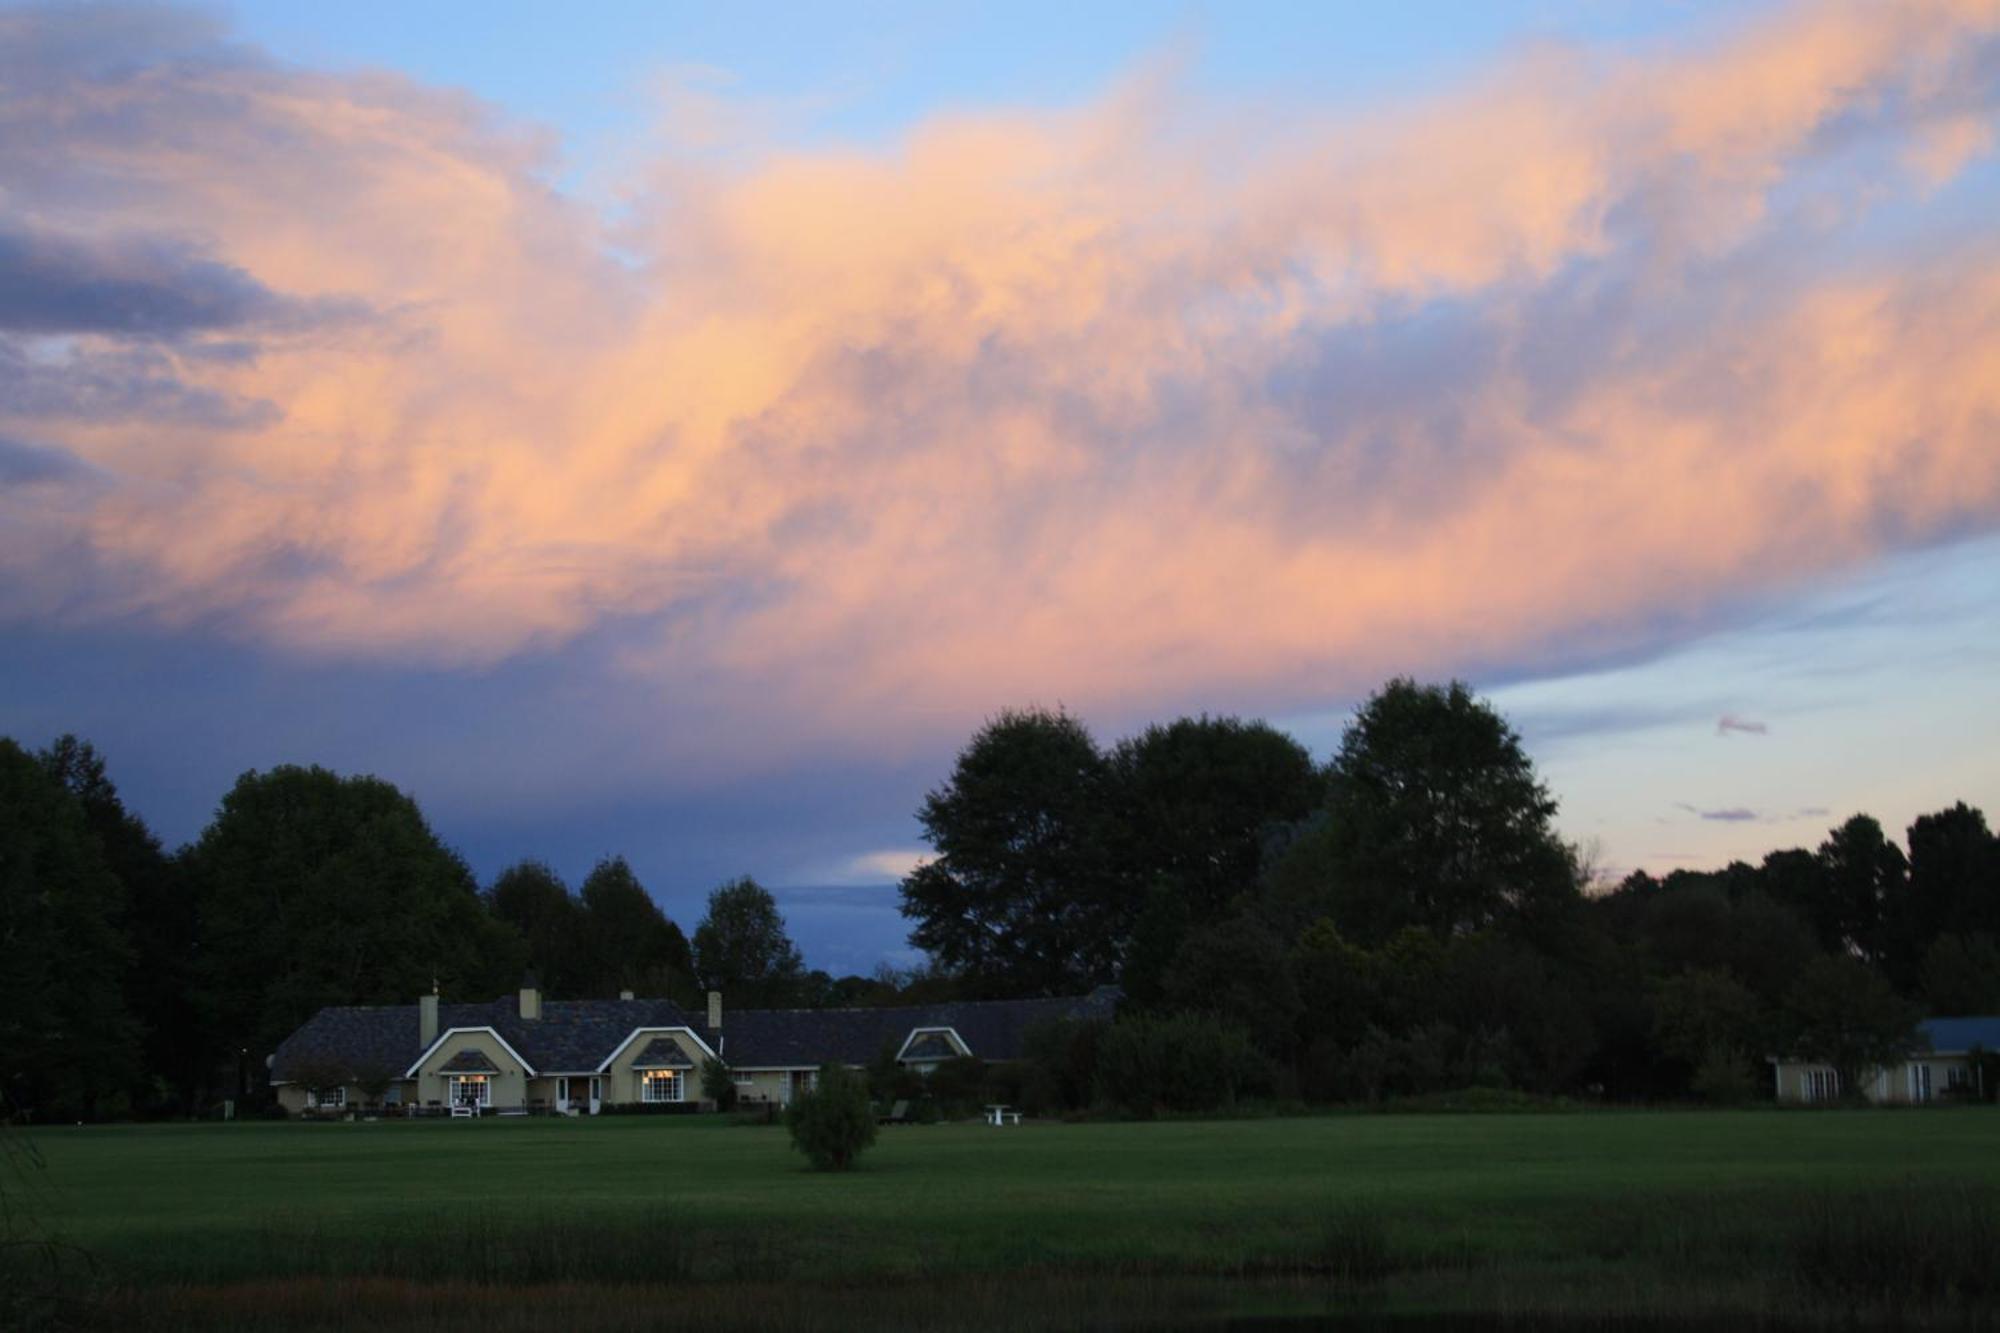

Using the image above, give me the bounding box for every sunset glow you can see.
[3,1,1997,968]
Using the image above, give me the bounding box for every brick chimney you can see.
[419,987,439,1048]
[518,973,541,1021]
[707,990,723,1030]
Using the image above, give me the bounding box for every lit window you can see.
[447,1074,491,1108]
[641,1070,683,1103]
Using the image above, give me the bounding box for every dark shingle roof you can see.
[271,995,700,1082]
[717,987,1121,1068]
[631,1036,696,1068]
[272,986,1120,1082]
[437,1048,501,1073]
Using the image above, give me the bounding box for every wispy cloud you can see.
[1716,714,1770,736]
[1700,807,1761,823]
[2,1,1999,754]
[844,850,929,883]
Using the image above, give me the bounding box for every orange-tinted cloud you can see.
[3,1,1999,750]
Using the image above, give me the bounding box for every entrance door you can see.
[590,1076,602,1114]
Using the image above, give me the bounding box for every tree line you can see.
[1,741,829,1119]
[899,680,2000,1109]
[5,675,1995,1119]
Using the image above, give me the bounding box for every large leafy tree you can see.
[1783,954,1921,1102]
[38,736,203,1113]
[1108,716,1320,920]
[188,765,527,1064]
[692,876,804,1006]
[1266,679,1578,945]
[900,708,1121,996]
[1890,803,1999,990]
[577,856,697,1003]
[0,738,139,1118]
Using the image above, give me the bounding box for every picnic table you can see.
[984,1104,1021,1126]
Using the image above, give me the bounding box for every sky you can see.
[2,1,1997,976]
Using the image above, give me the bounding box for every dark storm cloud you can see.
[0,434,97,486]
[0,339,280,427]
[0,224,285,337]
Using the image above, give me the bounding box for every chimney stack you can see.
[419,988,439,1048]
[518,973,541,1021]
[707,990,723,1030]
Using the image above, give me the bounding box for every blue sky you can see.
[2,0,1996,974]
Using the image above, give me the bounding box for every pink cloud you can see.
[3,1,2000,754]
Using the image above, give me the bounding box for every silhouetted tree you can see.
[1264,679,1579,945]
[488,860,587,996]
[578,856,696,1003]
[188,765,527,1066]
[38,735,201,1113]
[1110,715,1318,917]
[693,876,805,1006]
[901,708,1121,995]
[1816,814,1905,966]
[0,739,140,1119]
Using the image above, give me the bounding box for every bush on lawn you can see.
[786,1063,877,1171]
[1094,1012,1270,1116]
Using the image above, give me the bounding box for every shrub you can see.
[701,1057,737,1111]
[1093,1012,1270,1116]
[785,1063,877,1171]
[1021,1017,1104,1114]
[925,1056,988,1116]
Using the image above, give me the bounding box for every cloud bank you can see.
[3,1,2000,756]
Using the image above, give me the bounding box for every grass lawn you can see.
[11,1108,2000,1328]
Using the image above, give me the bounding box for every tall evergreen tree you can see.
[488,860,587,996]
[0,739,139,1119]
[577,856,696,1003]
[38,736,204,1113]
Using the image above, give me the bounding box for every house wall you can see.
[1774,1057,1973,1103]
[730,1069,799,1104]
[414,1030,529,1109]
[600,1029,709,1104]
[275,1078,416,1114]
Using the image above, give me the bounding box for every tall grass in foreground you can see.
[39,1182,2000,1330]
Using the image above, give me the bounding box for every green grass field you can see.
[10,1108,2000,1329]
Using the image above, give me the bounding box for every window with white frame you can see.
[447,1074,490,1108]
[1804,1068,1840,1103]
[641,1070,684,1103]
[1911,1063,1933,1102]
[1946,1065,1972,1092]
[305,1085,346,1109]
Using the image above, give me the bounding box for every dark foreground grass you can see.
[10,1109,2000,1328]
